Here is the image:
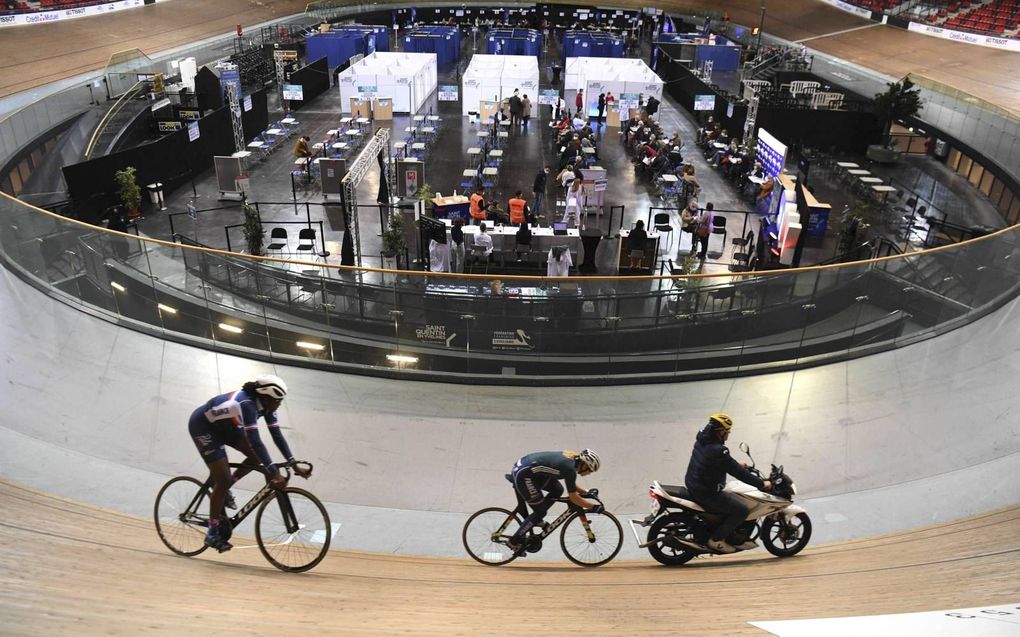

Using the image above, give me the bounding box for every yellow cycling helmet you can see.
[708,413,734,432]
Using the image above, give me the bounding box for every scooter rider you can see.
[684,413,772,554]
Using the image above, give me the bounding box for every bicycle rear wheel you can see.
[154,476,209,557]
[560,510,623,567]
[462,507,523,566]
[255,487,331,573]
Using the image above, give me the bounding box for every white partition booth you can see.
[564,57,663,117]
[337,52,438,114]
[461,54,539,118]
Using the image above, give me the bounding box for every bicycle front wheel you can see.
[255,487,332,573]
[462,507,523,566]
[560,510,623,567]
[154,476,209,557]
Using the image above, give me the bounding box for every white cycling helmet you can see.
[577,448,601,473]
[253,374,288,400]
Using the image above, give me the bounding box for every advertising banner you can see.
[0,0,149,28]
[906,22,1020,52]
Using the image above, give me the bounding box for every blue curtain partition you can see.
[403,26,461,66]
[485,28,543,56]
[305,26,390,69]
[561,31,624,62]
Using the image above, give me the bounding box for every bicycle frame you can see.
[495,487,597,544]
[185,462,300,534]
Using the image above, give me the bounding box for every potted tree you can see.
[241,199,264,256]
[836,200,873,261]
[114,166,142,219]
[868,77,922,163]
[380,208,405,272]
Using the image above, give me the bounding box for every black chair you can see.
[730,233,754,271]
[469,244,490,273]
[266,227,288,256]
[731,228,753,250]
[653,212,673,252]
[296,228,316,257]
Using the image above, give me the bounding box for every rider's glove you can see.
[589,504,605,514]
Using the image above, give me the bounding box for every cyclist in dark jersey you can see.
[507,449,602,556]
[187,374,308,551]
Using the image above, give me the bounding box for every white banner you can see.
[907,21,1020,52]
[821,0,873,18]
[0,0,153,28]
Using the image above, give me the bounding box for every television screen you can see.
[693,94,716,111]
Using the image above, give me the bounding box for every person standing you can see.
[596,92,606,126]
[628,219,648,270]
[450,216,466,273]
[575,88,584,118]
[693,201,714,260]
[532,165,549,221]
[509,89,523,127]
[521,94,532,128]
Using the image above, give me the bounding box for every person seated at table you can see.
[756,175,775,208]
[636,140,658,166]
[469,187,487,224]
[681,164,701,200]
[627,219,648,270]
[508,191,530,226]
[474,222,494,262]
[572,112,586,130]
[292,135,312,175]
[711,138,739,167]
[515,221,533,260]
[554,111,572,133]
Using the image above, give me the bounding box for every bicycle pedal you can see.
[215,541,233,553]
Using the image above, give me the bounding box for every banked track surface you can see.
[2,480,1018,635]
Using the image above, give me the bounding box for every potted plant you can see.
[869,77,922,162]
[836,200,873,261]
[114,166,142,219]
[380,208,405,271]
[241,199,264,256]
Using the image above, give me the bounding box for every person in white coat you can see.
[547,245,572,276]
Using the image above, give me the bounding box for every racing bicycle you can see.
[154,461,331,573]
[462,473,623,567]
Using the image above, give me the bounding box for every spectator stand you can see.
[304,26,389,71]
[403,26,461,66]
[561,30,625,63]
[485,28,543,56]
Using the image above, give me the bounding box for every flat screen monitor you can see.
[553,222,568,234]
[693,94,716,111]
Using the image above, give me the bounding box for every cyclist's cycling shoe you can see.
[205,525,233,553]
[224,490,237,510]
[507,540,528,558]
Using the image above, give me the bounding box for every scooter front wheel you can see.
[761,512,812,557]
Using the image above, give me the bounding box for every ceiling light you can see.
[386,354,419,364]
[110,282,126,292]
[297,341,325,351]
[157,304,178,314]
[218,323,243,334]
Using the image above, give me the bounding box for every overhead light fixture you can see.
[297,341,325,351]
[386,354,419,364]
[157,303,178,314]
[110,282,126,292]
[218,323,243,334]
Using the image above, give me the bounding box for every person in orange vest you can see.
[469,187,487,224]
[508,191,529,226]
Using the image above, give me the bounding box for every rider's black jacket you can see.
[684,425,766,495]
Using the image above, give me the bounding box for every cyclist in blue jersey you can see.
[507,449,602,556]
[188,374,309,551]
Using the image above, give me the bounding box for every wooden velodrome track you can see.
[1,1,1020,634]
[3,480,1019,635]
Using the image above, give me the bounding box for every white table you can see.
[404,126,417,134]
[836,162,859,168]
[440,218,584,263]
[326,129,339,137]
[356,117,370,126]
[872,185,897,193]
[332,142,349,151]
[427,115,440,122]
[489,149,504,158]
[847,169,871,176]
[467,147,481,156]
[497,131,509,139]
[482,167,498,176]
[582,147,596,155]
[312,142,325,150]
[393,141,406,150]
[660,174,678,184]
[231,151,252,159]
[859,176,883,184]
[421,126,436,135]
[281,117,297,125]
[413,115,425,122]
[462,169,478,177]
[339,117,352,125]
[477,131,489,138]
[266,128,283,135]
[346,129,362,137]
[294,157,308,165]
[412,142,426,151]
[247,141,265,148]
[498,121,511,127]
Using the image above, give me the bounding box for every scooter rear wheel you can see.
[647,514,697,566]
